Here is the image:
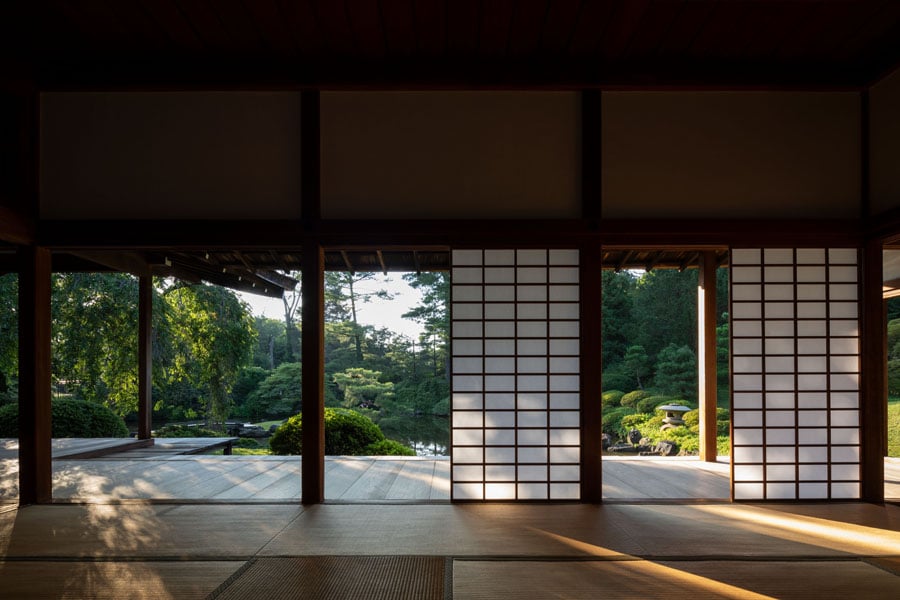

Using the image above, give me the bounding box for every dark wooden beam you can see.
[0,204,34,245]
[581,243,603,502]
[36,218,864,250]
[340,250,354,273]
[697,251,718,463]
[301,241,325,504]
[68,251,152,276]
[18,246,52,505]
[137,275,152,440]
[861,239,885,503]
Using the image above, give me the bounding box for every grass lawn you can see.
[252,419,286,430]
[890,398,900,457]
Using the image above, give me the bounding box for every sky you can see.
[237,274,426,340]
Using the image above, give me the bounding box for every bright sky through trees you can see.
[238,274,426,340]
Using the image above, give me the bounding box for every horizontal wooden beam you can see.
[0,204,34,245]
[36,218,864,250]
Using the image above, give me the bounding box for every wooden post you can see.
[137,275,153,439]
[698,251,719,462]
[581,90,602,223]
[18,245,52,505]
[580,243,603,502]
[301,241,325,504]
[860,240,885,503]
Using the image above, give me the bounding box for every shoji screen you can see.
[451,249,581,501]
[731,248,861,500]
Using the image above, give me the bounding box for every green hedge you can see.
[0,398,128,438]
[601,390,625,409]
[363,439,416,456]
[154,424,220,438]
[620,390,650,408]
[270,407,413,456]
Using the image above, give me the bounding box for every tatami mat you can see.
[452,559,900,599]
[0,560,243,599]
[211,556,446,600]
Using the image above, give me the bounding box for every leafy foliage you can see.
[163,284,256,429]
[52,273,140,415]
[270,407,398,455]
[246,362,301,419]
[0,398,128,438]
[153,424,220,438]
[363,438,417,456]
[620,390,650,408]
[653,344,697,399]
[601,390,625,408]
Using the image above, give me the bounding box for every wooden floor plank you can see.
[340,459,404,500]
[325,458,375,499]
[386,460,437,500]
[430,460,451,500]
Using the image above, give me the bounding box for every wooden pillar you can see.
[18,246,52,505]
[580,243,603,502]
[698,251,719,462]
[137,275,153,440]
[301,241,325,504]
[860,240,885,503]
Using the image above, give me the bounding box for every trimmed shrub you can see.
[620,390,650,408]
[363,439,416,456]
[0,398,128,438]
[601,406,635,437]
[620,413,651,430]
[270,407,387,456]
[636,395,673,414]
[601,390,625,409]
[154,424,220,438]
[269,414,303,455]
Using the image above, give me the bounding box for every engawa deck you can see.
[1,441,898,502]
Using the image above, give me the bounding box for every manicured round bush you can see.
[636,395,673,414]
[0,398,128,438]
[269,414,303,455]
[601,406,635,437]
[601,390,625,408]
[363,439,416,456]
[620,390,650,408]
[270,407,386,456]
[620,413,651,430]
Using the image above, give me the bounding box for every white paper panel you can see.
[730,247,860,500]
[451,248,580,501]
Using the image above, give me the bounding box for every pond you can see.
[376,414,450,456]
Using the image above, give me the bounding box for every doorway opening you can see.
[320,250,451,502]
[599,248,730,500]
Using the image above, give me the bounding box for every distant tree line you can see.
[0,270,450,446]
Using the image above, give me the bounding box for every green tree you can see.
[653,343,697,400]
[633,269,698,363]
[51,273,140,415]
[333,367,394,411]
[623,345,651,390]
[0,273,17,403]
[402,272,449,376]
[325,272,393,360]
[247,362,301,419]
[601,270,636,369]
[164,283,256,429]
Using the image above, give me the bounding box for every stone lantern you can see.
[657,404,691,431]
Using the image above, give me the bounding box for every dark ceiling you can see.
[1,2,889,295]
[6,1,899,88]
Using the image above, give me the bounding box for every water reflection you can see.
[376,415,449,456]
